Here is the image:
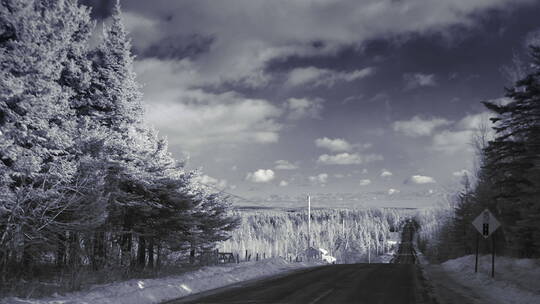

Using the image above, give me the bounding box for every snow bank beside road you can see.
[439,255,540,304]
[3,258,321,304]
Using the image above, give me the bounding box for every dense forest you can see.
[416,44,540,262]
[219,208,407,263]
[0,0,238,292]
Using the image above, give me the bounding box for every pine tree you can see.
[0,0,105,269]
[1,0,239,275]
[483,45,540,257]
[81,0,143,128]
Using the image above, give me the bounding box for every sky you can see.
[82,0,540,208]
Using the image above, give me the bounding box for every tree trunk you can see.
[121,232,132,267]
[68,232,80,267]
[189,242,195,265]
[147,237,154,269]
[122,213,133,267]
[22,241,32,272]
[156,241,161,269]
[56,232,66,268]
[137,235,146,268]
[93,232,106,270]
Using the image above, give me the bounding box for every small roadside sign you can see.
[472,209,501,278]
[472,209,500,239]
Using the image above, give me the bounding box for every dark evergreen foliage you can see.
[0,0,238,285]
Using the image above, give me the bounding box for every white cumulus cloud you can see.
[388,188,400,195]
[246,169,275,183]
[315,137,352,152]
[309,173,329,184]
[285,97,324,120]
[403,73,437,90]
[431,130,474,154]
[359,179,371,186]
[193,174,228,189]
[452,169,471,177]
[279,180,289,187]
[317,153,383,165]
[381,169,393,178]
[393,116,452,137]
[274,160,298,170]
[409,175,436,184]
[139,59,283,150]
[287,66,374,87]
[430,111,496,154]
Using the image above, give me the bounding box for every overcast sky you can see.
[83,0,540,208]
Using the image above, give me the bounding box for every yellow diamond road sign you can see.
[472,209,501,239]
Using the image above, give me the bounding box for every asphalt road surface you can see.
[167,221,434,304]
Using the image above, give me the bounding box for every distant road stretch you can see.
[166,222,434,304]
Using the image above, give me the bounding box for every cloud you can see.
[309,173,328,184]
[193,174,228,189]
[359,179,371,186]
[452,169,471,178]
[381,169,393,178]
[408,175,436,184]
[315,137,352,152]
[279,180,289,187]
[317,153,383,165]
[431,130,474,154]
[456,111,494,131]
[246,169,275,183]
[274,160,298,170]
[285,97,324,120]
[139,59,283,150]
[430,111,496,154]
[388,188,400,195]
[525,29,540,48]
[403,73,437,90]
[393,116,452,137]
[287,66,374,87]
[122,0,531,89]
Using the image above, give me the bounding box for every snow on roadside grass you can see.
[2,258,322,304]
[441,255,540,304]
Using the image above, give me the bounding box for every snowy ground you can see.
[2,258,322,304]
[424,255,540,304]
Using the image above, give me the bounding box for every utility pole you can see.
[307,195,311,249]
[368,238,371,264]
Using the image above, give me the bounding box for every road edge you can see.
[160,265,328,304]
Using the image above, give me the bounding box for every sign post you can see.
[307,195,311,248]
[475,233,479,273]
[472,209,501,278]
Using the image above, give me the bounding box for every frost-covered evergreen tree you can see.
[81,0,142,128]
[1,0,238,279]
[0,0,106,268]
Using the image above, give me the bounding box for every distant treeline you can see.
[0,0,238,288]
[219,208,407,263]
[416,44,540,261]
